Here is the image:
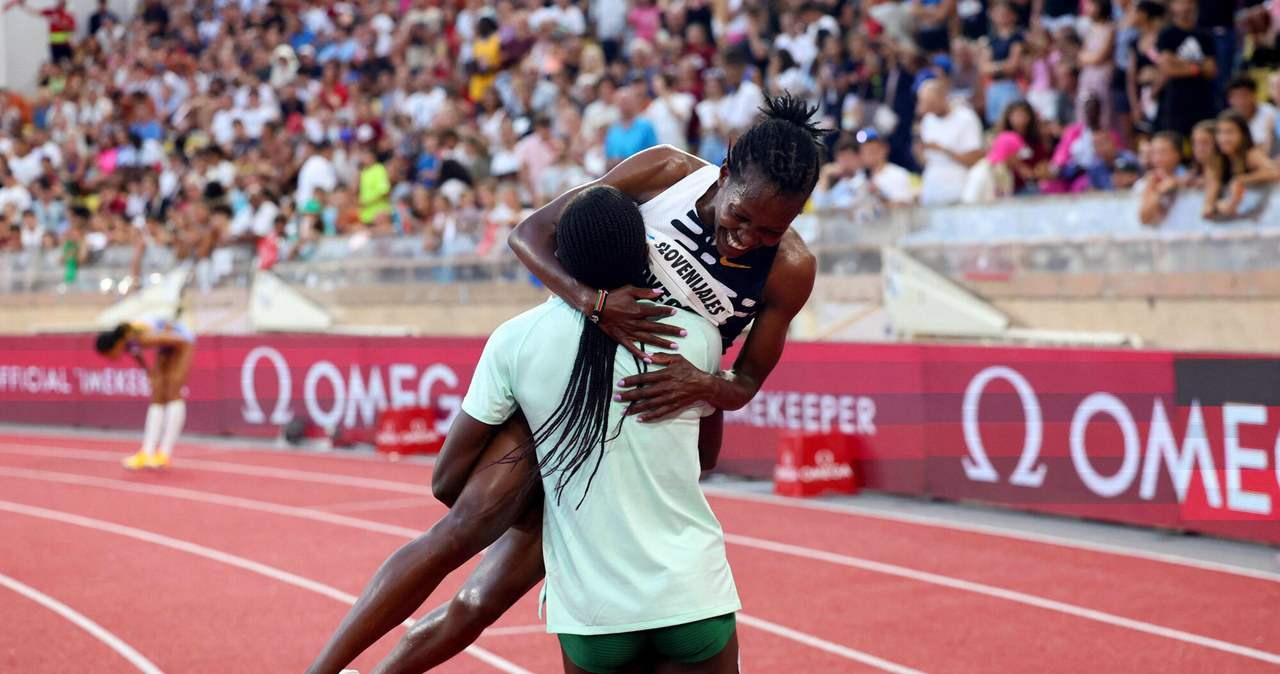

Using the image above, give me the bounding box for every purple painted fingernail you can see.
[679,330,687,336]
[617,380,626,386]
[613,394,622,402]
[636,417,644,423]
[670,343,679,350]
[643,357,652,364]
[670,308,677,315]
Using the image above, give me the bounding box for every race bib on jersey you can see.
[646,229,735,326]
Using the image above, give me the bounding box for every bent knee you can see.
[449,585,507,631]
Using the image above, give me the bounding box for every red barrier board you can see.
[1,334,1276,544]
[375,407,445,455]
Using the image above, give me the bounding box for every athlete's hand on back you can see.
[615,352,713,423]
[597,286,687,361]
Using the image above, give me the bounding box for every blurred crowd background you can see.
[1,0,1279,287]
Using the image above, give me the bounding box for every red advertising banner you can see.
[0,333,1275,544]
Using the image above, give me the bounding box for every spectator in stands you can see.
[1034,0,1078,33]
[695,70,730,165]
[1226,77,1279,158]
[19,209,44,251]
[4,0,77,64]
[60,220,85,282]
[916,79,985,206]
[515,116,556,206]
[963,131,1028,203]
[1185,120,1219,190]
[996,101,1052,195]
[1137,131,1187,226]
[1126,1,1167,136]
[1076,0,1117,132]
[1047,94,1125,192]
[855,127,919,207]
[812,134,863,210]
[914,0,956,55]
[1156,0,1218,138]
[646,73,695,152]
[1203,111,1280,219]
[0,170,31,214]
[982,1,1028,127]
[604,89,658,171]
[358,148,392,226]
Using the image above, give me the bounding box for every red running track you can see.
[1,430,1279,674]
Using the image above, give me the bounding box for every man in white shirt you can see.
[209,94,240,148]
[811,135,862,210]
[0,172,32,214]
[855,127,917,205]
[720,54,766,138]
[400,72,447,130]
[916,80,985,206]
[228,184,279,241]
[295,141,338,206]
[1227,76,1278,158]
[19,210,44,250]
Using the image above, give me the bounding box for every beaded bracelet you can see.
[588,289,609,323]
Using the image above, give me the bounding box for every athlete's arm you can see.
[431,412,500,507]
[617,232,816,421]
[698,409,725,471]
[508,145,702,360]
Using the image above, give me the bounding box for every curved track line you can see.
[0,572,165,674]
[0,500,531,674]
[6,442,1277,586]
[0,467,925,674]
[702,486,1280,584]
[725,533,1280,667]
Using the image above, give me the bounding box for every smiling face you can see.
[710,164,806,259]
[1215,118,1247,157]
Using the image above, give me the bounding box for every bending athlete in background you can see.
[306,94,826,674]
[94,312,195,470]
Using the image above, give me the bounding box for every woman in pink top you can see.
[1075,0,1116,131]
[628,0,661,43]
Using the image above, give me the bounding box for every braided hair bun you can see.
[727,93,832,199]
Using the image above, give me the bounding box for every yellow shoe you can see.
[122,451,149,470]
[145,453,170,470]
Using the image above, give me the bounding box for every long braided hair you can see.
[726,93,831,199]
[498,184,650,508]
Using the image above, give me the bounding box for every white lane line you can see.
[312,496,442,514]
[6,441,1276,585]
[0,467,423,538]
[0,444,432,494]
[0,467,922,673]
[479,625,548,638]
[0,500,531,674]
[702,486,1280,585]
[735,613,926,674]
[0,572,165,674]
[725,533,1280,667]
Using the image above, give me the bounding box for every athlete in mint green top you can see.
[461,295,740,635]
[305,185,741,674]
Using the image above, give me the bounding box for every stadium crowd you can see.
[2,0,1280,283]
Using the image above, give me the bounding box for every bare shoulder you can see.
[763,229,816,313]
[775,229,816,278]
[605,145,709,203]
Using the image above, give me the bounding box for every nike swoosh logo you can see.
[720,256,751,269]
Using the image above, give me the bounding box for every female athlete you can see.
[307,93,824,673]
[94,314,195,469]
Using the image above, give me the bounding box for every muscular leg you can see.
[306,415,540,674]
[372,506,546,674]
[158,344,194,459]
[132,351,170,462]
